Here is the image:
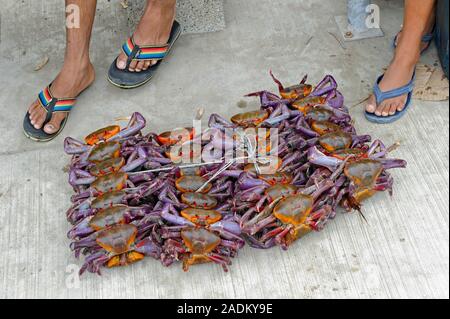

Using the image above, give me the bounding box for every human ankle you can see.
[61,56,93,75]
[392,52,419,69]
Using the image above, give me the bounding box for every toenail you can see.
[366,105,375,112]
[117,60,126,69]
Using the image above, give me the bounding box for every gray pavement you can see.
[0,0,448,298]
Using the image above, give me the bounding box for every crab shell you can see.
[311,121,341,136]
[331,148,367,160]
[176,175,212,193]
[89,205,130,231]
[89,157,126,177]
[91,172,128,194]
[181,192,218,209]
[265,184,298,202]
[273,194,314,226]
[280,84,313,100]
[91,190,127,210]
[96,224,145,268]
[244,156,283,175]
[181,208,222,226]
[157,127,195,146]
[291,96,326,113]
[88,141,121,163]
[305,107,334,121]
[181,228,221,268]
[344,159,383,185]
[319,131,352,152]
[259,172,293,185]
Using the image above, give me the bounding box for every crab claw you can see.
[64,137,90,155]
[110,112,146,141]
[135,238,162,260]
[307,146,342,171]
[311,75,338,98]
[270,70,285,92]
[327,90,344,109]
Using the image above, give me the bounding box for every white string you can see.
[128,130,272,194]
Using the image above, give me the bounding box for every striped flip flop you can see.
[23,84,78,142]
[108,20,182,89]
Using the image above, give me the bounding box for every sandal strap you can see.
[373,71,416,105]
[38,85,76,125]
[121,37,169,64]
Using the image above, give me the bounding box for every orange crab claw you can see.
[85,125,121,146]
[157,127,195,146]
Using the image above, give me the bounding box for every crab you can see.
[67,204,155,240]
[65,112,146,158]
[66,177,166,225]
[71,224,162,275]
[244,193,333,250]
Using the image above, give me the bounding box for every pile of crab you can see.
[64,72,406,276]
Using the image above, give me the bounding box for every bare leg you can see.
[28,0,96,134]
[366,0,436,117]
[394,8,436,51]
[116,0,177,72]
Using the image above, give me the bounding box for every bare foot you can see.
[116,0,176,72]
[365,56,417,117]
[28,61,95,134]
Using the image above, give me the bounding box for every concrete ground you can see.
[0,0,448,299]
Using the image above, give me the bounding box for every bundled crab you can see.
[64,72,406,276]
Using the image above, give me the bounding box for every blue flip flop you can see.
[365,71,415,124]
[393,27,435,54]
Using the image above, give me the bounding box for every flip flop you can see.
[23,84,78,142]
[108,20,182,89]
[365,71,416,124]
[393,26,435,54]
